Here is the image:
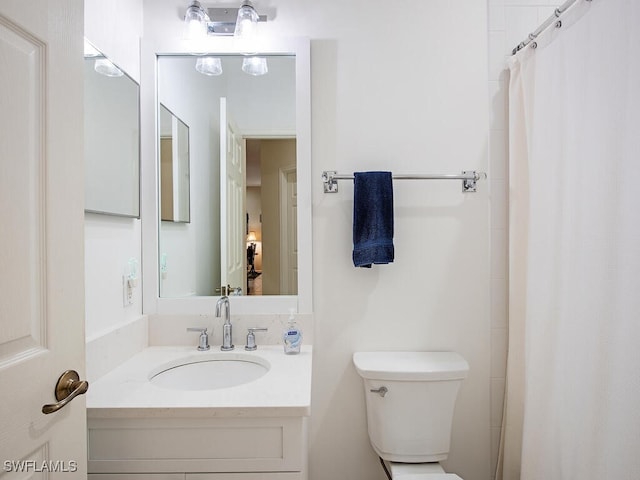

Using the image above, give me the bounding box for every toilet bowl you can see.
[353,351,469,479]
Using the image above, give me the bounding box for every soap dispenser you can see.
[282,309,302,354]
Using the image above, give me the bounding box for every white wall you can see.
[158,57,221,297]
[84,60,139,216]
[84,0,144,340]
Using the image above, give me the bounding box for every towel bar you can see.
[321,171,487,194]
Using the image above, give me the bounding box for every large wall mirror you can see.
[142,37,311,314]
[84,40,140,217]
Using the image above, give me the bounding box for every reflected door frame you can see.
[279,165,297,295]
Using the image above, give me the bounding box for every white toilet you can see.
[353,351,469,480]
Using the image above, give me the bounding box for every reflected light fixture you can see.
[94,58,124,77]
[84,39,123,78]
[195,56,223,76]
[247,231,257,242]
[242,56,268,76]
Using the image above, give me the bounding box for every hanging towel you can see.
[352,171,394,268]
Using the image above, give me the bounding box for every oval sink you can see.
[149,353,270,391]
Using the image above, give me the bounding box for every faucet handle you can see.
[245,327,268,351]
[187,327,210,351]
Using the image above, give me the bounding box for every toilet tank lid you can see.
[353,351,469,381]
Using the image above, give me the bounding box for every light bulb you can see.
[234,1,258,38]
[184,1,208,40]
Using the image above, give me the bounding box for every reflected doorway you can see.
[245,138,297,296]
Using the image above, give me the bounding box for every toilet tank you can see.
[353,351,469,463]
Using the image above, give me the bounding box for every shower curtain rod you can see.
[321,170,487,193]
[512,0,589,55]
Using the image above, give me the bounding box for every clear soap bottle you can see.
[282,309,302,354]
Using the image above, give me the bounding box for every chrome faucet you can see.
[215,296,234,351]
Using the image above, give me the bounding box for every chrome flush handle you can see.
[370,386,388,397]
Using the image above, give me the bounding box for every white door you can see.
[219,98,246,294]
[0,0,87,476]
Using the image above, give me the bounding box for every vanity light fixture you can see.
[184,0,266,37]
[195,56,223,76]
[183,1,268,75]
[242,56,268,76]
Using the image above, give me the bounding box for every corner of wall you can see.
[86,315,149,383]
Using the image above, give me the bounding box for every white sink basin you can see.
[149,353,270,391]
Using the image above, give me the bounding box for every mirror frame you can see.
[141,36,312,315]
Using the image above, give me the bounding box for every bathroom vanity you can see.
[86,346,312,479]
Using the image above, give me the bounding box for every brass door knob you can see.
[42,370,89,414]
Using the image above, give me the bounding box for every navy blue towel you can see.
[352,171,394,268]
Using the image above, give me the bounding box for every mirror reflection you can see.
[160,104,190,223]
[84,41,140,217]
[157,55,297,298]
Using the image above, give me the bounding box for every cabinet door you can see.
[88,416,306,474]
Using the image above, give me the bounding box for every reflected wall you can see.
[84,53,140,217]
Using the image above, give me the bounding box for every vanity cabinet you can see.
[87,416,307,479]
[86,346,312,480]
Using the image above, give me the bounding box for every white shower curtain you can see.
[502,1,640,479]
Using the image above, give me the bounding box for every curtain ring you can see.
[530,41,538,49]
[555,20,562,28]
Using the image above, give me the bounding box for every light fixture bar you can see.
[206,7,266,35]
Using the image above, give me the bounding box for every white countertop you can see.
[87,345,312,418]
